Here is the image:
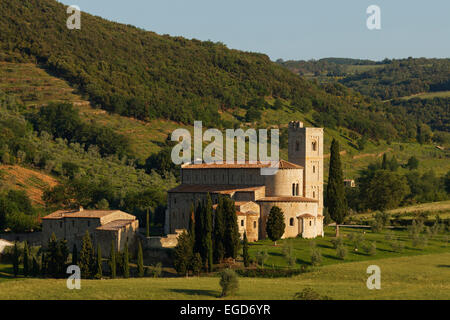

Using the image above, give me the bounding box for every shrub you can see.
[255,250,269,268]
[219,269,239,297]
[390,241,404,253]
[235,266,309,278]
[293,288,332,300]
[331,236,344,249]
[311,248,322,266]
[362,242,377,256]
[411,234,428,249]
[384,231,395,241]
[282,240,296,268]
[336,245,347,260]
[191,253,202,276]
[145,262,162,278]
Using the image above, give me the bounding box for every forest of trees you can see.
[339,58,450,100]
[346,154,450,212]
[0,0,426,142]
[0,92,176,232]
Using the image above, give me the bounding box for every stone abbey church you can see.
[166,121,324,242]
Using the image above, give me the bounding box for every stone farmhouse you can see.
[41,208,139,257]
[166,121,324,242]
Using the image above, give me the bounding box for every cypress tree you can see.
[213,197,225,263]
[109,240,116,279]
[95,243,102,279]
[223,197,240,259]
[243,232,250,268]
[122,242,129,278]
[173,231,193,277]
[188,203,195,245]
[72,244,78,266]
[326,139,348,237]
[381,153,388,170]
[12,242,19,277]
[23,241,29,277]
[137,241,144,277]
[31,256,40,277]
[204,194,213,272]
[79,230,95,279]
[41,252,47,276]
[57,239,69,275]
[266,206,285,246]
[194,201,203,256]
[146,209,150,238]
[47,233,59,277]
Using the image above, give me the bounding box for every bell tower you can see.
[288,121,323,214]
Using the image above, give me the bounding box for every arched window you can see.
[312,141,317,151]
[296,184,299,196]
[241,220,244,227]
[253,221,257,228]
[309,221,312,226]
[290,218,294,226]
[313,166,316,173]
[295,141,300,151]
[313,191,316,198]
[292,183,296,196]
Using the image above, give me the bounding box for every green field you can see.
[247,226,449,268]
[351,200,450,224]
[0,253,448,300]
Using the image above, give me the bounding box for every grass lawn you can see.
[247,226,449,268]
[0,253,448,300]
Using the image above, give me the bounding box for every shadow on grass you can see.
[317,243,333,249]
[322,254,341,261]
[437,265,450,268]
[295,257,311,266]
[169,288,219,298]
[268,252,283,257]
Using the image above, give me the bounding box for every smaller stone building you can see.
[0,239,13,254]
[41,208,139,257]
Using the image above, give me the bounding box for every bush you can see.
[255,250,269,268]
[384,231,395,241]
[411,235,428,249]
[293,288,332,300]
[235,266,308,278]
[219,269,239,297]
[330,236,344,249]
[311,248,322,266]
[362,242,377,256]
[145,262,162,278]
[390,241,404,253]
[282,240,296,268]
[336,245,347,260]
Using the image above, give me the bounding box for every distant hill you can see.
[279,57,450,100]
[0,0,419,141]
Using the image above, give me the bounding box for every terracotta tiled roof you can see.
[96,219,135,231]
[42,209,123,220]
[298,214,315,218]
[257,196,318,203]
[182,159,303,170]
[168,184,264,194]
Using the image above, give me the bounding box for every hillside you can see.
[0,165,58,206]
[2,61,449,181]
[278,57,450,100]
[0,0,420,142]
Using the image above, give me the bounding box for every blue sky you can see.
[58,0,450,61]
